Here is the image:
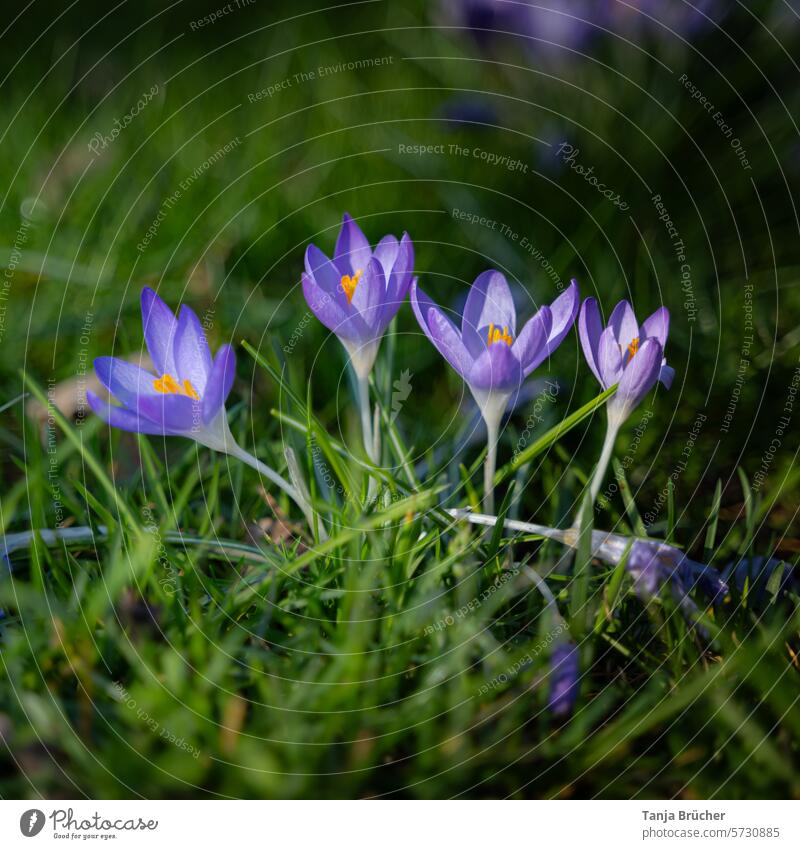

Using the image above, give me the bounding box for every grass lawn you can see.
[0,0,798,799]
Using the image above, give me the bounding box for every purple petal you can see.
[597,327,623,388]
[302,271,369,342]
[372,234,399,275]
[383,232,414,316]
[350,257,387,332]
[513,305,552,376]
[334,213,372,275]
[641,306,670,348]
[141,287,178,376]
[543,279,580,356]
[578,297,603,385]
[615,337,662,412]
[138,393,198,433]
[174,305,212,394]
[608,300,639,350]
[548,642,579,717]
[627,540,664,598]
[410,281,471,380]
[660,362,675,389]
[87,390,166,435]
[202,343,236,424]
[95,357,159,410]
[462,270,516,358]
[305,244,343,294]
[467,342,522,392]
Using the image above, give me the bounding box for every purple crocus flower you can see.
[548,641,579,717]
[412,272,579,510]
[579,297,674,426]
[87,288,315,525]
[411,272,579,423]
[302,213,414,380]
[88,288,236,451]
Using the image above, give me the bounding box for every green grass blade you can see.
[495,385,616,483]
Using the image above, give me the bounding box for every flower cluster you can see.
[88,211,713,720]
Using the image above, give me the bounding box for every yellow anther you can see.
[487,323,514,347]
[340,269,363,303]
[182,379,200,400]
[153,373,200,400]
[627,336,640,359]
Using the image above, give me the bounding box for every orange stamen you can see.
[182,379,200,400]
[627,336,640,359]
[340,269,363,303]
[487,323,514,347]
[154,373,200,400]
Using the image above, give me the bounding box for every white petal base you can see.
[469,387,512,433]
[341,337,380,381]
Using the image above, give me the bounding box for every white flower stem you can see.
[588,418,621,505]
[357,373,376,463]
[357,373,379,503]
[447,508,571,546]
[484,415,499,516]
[471,389,510,520]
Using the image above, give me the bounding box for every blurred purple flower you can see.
[721,556,797,606]
[622,538,726,604]
[579,297,674,426]
[439,97,499,130]
[302,213,414,379]
[452,511,729,620]
[548,640,580,717]
[604,0,724,37]
[88,287,235,451]
[441,1,594,51]
[440,0,724,52]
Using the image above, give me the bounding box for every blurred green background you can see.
[1,0,799,798]
[3,0,799,534]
